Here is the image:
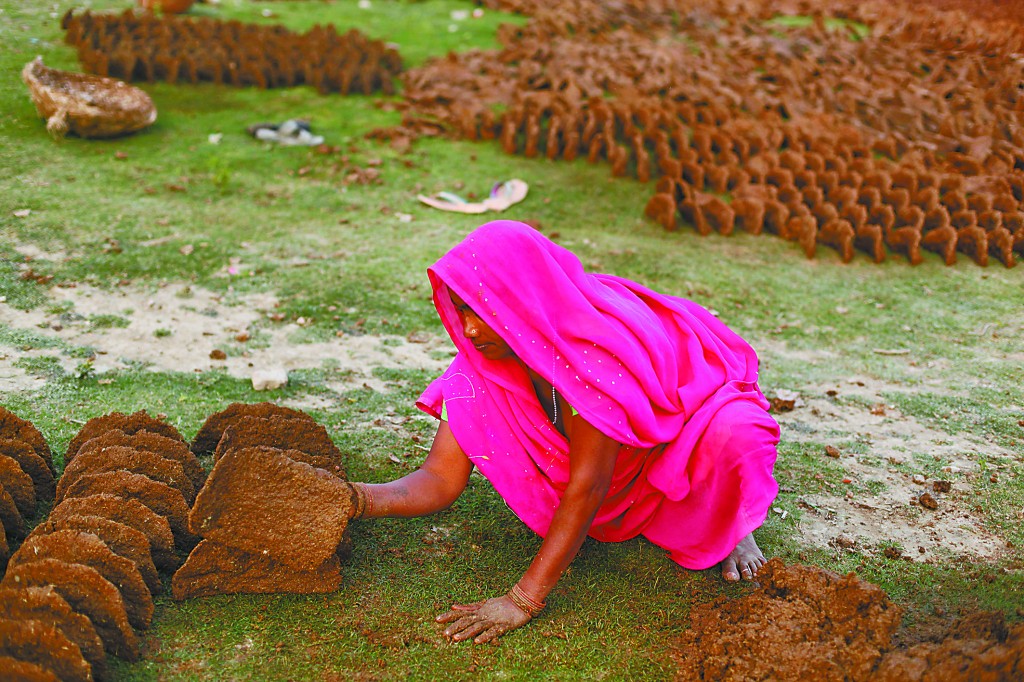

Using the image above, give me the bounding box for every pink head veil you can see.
[422,220,761,449]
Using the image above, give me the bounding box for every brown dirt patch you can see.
[0,586,107,680]
[0,486,26,542]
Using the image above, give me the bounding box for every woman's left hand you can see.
[436,595,532,644]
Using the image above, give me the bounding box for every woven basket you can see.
[22,56,157,139]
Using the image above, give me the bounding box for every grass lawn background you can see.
[1,0,1022,679]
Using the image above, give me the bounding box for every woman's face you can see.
[449,290,515,361]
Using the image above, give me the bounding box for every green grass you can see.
[1,1,1023,679]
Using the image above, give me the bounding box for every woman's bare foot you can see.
[720,533,767,582]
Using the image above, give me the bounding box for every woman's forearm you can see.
[359,467,463,518]
[516,481,609,601]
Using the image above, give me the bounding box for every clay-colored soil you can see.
[9,530,153,631]
[0,586,107,680]
[171,539,343,600]
[191,402,315,457]
[1,558,139,661]
[64,411,184,465]
[78,429,205,492]
[50,494,177,571]
[189,446,352,571]
[57,444,195,505]
[31,514,161,595]
[0,438,55,502]
[0,616,91,682]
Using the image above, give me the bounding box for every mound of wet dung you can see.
[9,530,153,630]
[61,470,196,549]
[875,612,1024,681]
[0,406,53,474]
[31,514,161,595]
[2,558,140,661]
[189,446,352,571]
[171,539,343,600]
[673,559,902,681]
[78,429,205,491]
[57,444,195,504]
[0,586,107,680]
[0,616,91,682]
[50,493,177,571]
[214,415,346,478]
[191,402,315,457]
[0,438,56,502]
[64,411,184,465]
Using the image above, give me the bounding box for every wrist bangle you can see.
[507,583,545,618]
[350,483,373,519]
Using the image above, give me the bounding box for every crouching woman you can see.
[346,220,780,644]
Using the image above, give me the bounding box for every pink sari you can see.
[417,220,779,569]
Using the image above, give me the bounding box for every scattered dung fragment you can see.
[0,586,107,679]
[64,411,184,465]
[191,402,315,457]
[50,494,177,571]
[0,438,55,502]
[875,612,1024,681]
[172,539,342,600]
[214,415,346,478]
[0,455,35,519]
[672,559,902,681]
[0,407,53,474]
[0,616,91,682]
[31,514,161,595]
[919,492,939,510]
[78,429,205,492]
[9,530,153,630]
[932,480,952,493]
[0,486,26,541]
[60,470,196,550]
[0,655,59,681]
[1,558,139,661]
[57,445,195,504]
[190,446,352,571]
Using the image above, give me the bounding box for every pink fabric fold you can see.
[417,220,779,569]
